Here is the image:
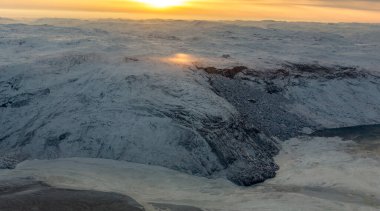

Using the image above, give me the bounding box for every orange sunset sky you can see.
[1,0,380,22]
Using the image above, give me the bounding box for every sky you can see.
[1,0,380,22]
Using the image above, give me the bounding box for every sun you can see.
[135,0,186,8]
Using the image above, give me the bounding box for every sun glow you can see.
[135,0,186,8]
[161,53,196,65]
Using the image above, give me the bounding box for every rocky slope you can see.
[197,63,380,139]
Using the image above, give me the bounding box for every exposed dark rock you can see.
[205,75,312,140]
[150,203,203,211]
[124,57,139,62]
[196,66,248,78]
[0,178,145,211]
[0,93,33,108]
[163,105,280,185]
[311,124,380,156]
[17,131,36,147]
[148,33,181,41]
[265,83,283,94]
[197,63,372,82]
[196,62,377,140]
[45,132,71,149]
[311,124,380,142]
[281,63,368,80]
[6,75,23,91]
[0,88,50,108]
[229,63,377,82]
[0,153,29,169]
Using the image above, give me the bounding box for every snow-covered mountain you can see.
[1,19,380,186]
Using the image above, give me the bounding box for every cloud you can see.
[239,0,380,12]
[1,0,380,12]
[297,0,380,12]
